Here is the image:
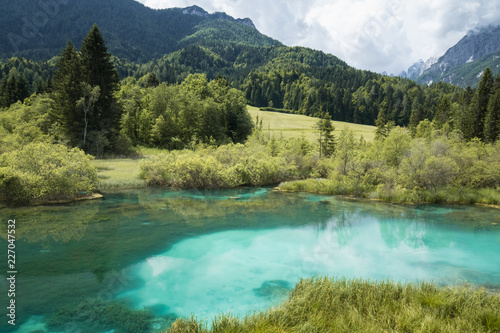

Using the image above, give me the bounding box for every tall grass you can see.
[166,277,500,333]
[92,158,146,190]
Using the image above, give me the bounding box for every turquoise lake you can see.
[1,188,499,332]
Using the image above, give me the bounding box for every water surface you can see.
[1,188,499,332]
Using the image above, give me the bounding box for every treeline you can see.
[242,68,464,126]
[0,57,54,107]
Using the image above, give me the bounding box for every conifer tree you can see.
[434,96,451,129]
[80,24,120,136]
[484,75,500,142]
[317,111,335,157]
[375,99,389,140]
[409,105,423,137]
[469,67,493,139]
[51,41,84,146]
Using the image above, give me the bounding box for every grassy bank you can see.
[167,277,500,333]
[247,106,376,141]
[93,158,146,190]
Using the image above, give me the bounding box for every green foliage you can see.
[139,132,326,189]
[167,278,500,333]
[51,26,121,153]
[317,111,335,157]
[280,128,500,205]
[51,41,84,146]
[0,68,30,107]
[0,93,54,153]
[0,142,97,205]
[0,57,54,108]
[484,77,500,142]
[80,24,121,134]
[120,74,253,148]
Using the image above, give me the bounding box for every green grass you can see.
[92,158,146,191]
[167,277,500,333]
[248,105,376,141]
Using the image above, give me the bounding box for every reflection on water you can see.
[0,189,499,332]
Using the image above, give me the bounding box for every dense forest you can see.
[0,0,280,61]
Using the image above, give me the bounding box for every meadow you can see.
[247,106,376,141]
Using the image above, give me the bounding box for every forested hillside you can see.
[0,0,279,61]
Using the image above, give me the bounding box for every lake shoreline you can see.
[274,186,500,209]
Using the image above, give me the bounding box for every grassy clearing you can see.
[247,105,376,141]
[167,277,500,333]
[92,158,146,191]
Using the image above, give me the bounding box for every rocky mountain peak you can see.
[181,5,209,17]
[179,5,256,29]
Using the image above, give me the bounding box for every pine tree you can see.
[470,67,494,139]
[80,24,120,137]
[16,73,29,102]
[317,111,335,157]
[409,105,423,137]
[434,96,451,129]
[0,69,30,107]
[375,99,389,140]
[52,41,84,146]
[484,75,500,142]
[0,77,8,108]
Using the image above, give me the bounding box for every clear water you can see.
[1,188,499,332]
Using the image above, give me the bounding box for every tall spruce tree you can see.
[469,67,493,139]
[484,75,500,142]
[317,111,335,157]
[51,41,84,146]
[80,24,120,138]
[375,99,390,140]
[52,25,120,152]
[434,96,451,129]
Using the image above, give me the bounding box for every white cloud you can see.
[136,0,500,74]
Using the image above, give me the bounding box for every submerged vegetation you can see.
[167,277,500,333]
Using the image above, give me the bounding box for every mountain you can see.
[401,57,438,79]
[0,0,280,62]
[411,25,500,87]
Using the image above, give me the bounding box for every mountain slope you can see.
[0,0,280,62]
[412,25,500,87]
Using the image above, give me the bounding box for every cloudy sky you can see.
[136,0,500,74]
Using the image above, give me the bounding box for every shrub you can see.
[0,142,98,205]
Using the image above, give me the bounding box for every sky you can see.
[136,0,500,74]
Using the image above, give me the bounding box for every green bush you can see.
[0,142,98,204]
